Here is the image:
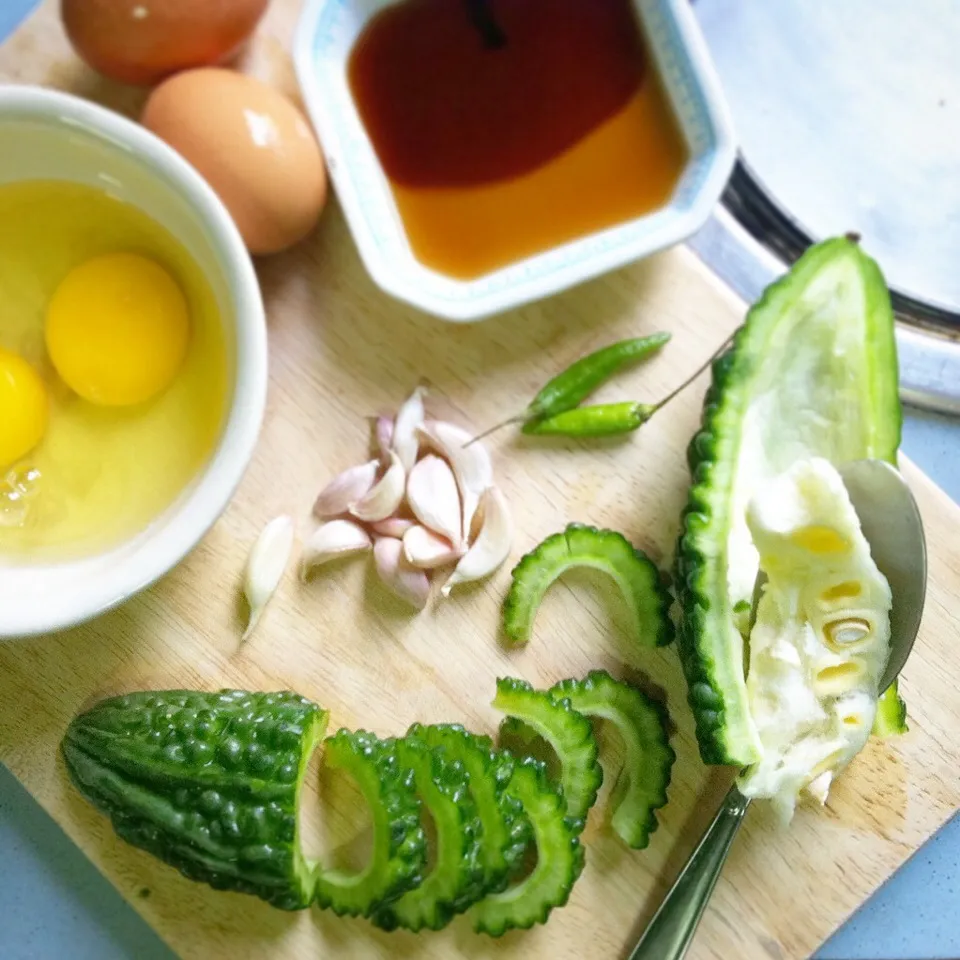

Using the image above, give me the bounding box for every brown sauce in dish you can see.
[349,0,688,279]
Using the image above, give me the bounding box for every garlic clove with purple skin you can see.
[391,386,426,471]
[301,519,371,579]
[370,516,417,539]
[416,419,492,544]
[350,451,405,522]
[403,525,461,569]
[313,460,379,519]
[406,453,462,549]
[441,486,512,596]
[373,415,394,463]
[373,536,430,610]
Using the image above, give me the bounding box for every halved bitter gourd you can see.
[314,729,427,917]
[493,677,602,825]
[675,236,907,767]
[414,723,531,892]
[62,689,327,910]
[471,756,585,936]
[372,733,485,932]
[502,523,673,648]
[549,671,674,849]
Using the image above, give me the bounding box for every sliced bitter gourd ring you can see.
[492,677,602,824]
[414,723,531,892]
[676,236,906,767]
[372,734,485,932]
[61,690,328,910]
[502,523,673,648]
[549,671,674,849]
[314,730,426,917]
[472,757,585,936]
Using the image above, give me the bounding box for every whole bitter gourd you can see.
[62,689,327,909]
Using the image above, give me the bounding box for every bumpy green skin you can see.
[314,730,426,917]
[373,734,486,932]
[472,756,585,936]
[62,690,327,910]
[414,724,530,892]
[675,237,906,766]
[502,523,673,648]
[493,677,601,825]
[550,671,674,849]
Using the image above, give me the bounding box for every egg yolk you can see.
[0,348,48,468]
[45,252,190,406]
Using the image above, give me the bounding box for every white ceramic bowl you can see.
[294,0,736,321]
[0,86,267,638]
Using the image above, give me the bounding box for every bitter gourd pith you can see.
[675,236,906,767]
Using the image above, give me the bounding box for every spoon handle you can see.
[628,785,750,960]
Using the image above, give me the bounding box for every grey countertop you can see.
[2,2,959,957]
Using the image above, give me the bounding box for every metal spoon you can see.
[629,459,927,960]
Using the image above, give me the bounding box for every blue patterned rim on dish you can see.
[294,0,737,321]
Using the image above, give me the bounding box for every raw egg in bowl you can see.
[0,86,266,638]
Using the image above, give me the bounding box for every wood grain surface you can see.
[2,4,960,960]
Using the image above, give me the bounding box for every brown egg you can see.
[142,69,328,255]
[61,0,270,85]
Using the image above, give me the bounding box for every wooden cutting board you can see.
[3,4,960,960]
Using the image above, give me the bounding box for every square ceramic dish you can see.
[294,0,736,321]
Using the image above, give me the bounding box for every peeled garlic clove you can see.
[350,451,405,522]
[417,419,492,543]
[370,517,417,539]
[301,519,371,577]
[242,515,294,641]
[406,453,462,548]
[392,386,426,471]
[373,416,394,462]
[373,536,430,610]
[313,460,379,519]
[441,486,512,596]
[403,525,460,569]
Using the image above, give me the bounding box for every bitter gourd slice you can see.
[414,723,530,892]
[493,677,602,824]
[372,734,485,932]
[471,756,585,936]
[549,671,674,848]
[676,236,905,767]
[502,523,673,648]
[314,729,427,917]
[61,689,327,909]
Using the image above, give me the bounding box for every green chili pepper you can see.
[526,333,670,421]
[468,334,670,445]
[522,402,656,437]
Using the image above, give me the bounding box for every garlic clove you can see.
[373,415,394,463]
[441,486,512,596]
[370,516,417,539]
[406,453,462,548]
[301,519,371,578]
[242,515,295,641]
[373,536,430,610]
[403,525,460,569]
[313,460,379,519]
[391,386,426,471]
[350,451,405,522]
[417,419,492,544]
